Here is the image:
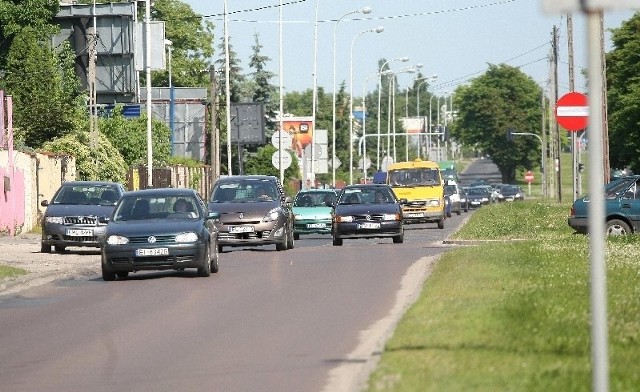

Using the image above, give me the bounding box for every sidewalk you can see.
[0,233,100,295]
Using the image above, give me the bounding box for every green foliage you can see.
[42,130,127,182]
[98,108,172,167]
[3,27,86,148]
[452,64,543,183]
[607,12,640,173]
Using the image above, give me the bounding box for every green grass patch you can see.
[0,265,28,279]
[366,200,640,391]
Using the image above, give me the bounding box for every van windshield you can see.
[388,168,440,187]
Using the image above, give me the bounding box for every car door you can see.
[619,179,640,230]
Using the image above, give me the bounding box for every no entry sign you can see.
[555,92,588,132]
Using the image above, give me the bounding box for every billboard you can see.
[282,117,314,158]
[401,117,426,134]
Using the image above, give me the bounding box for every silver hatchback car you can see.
[207,175,294,252]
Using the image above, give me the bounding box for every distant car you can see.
[444,183,462,216]
[100,187,220,281]
[458,186,469,212]
[498,185,525,202]
[208,175,294,252]
[332,184,404,246]
[466,187,491,208]
[474,185,498,203]
[40,181,126,253]
[292,189,338,239]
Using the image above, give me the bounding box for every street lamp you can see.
[164,39,174,156]
[415,75,437,158]
[361,70,391,181]
[388,64,421,162]
[332,6,372,187]
[376,57,409,169]
[349,26,384,184]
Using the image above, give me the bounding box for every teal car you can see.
[293,189,338,240]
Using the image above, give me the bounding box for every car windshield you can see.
[294,192,335,207]
[113,195,200,221]
[210,179,278,203]
[444,185,457,195]
[339,188,394,204]
[388,168,440,187]
[468,188,488,196]
[52,185,120,206]
[502,186,520,193]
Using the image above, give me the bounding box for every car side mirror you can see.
[208,211,220,220]
[98,216,110,224]
[284,196,294,204]
[41,200,49,207]
[399,198,408,204]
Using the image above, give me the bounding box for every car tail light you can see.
[569,206,575,217]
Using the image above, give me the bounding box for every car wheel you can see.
[218,245,224,253]
[437,219,444,229]
[332,235,343,246]
[41,243,51,253]
[456,208,461,216]
[393,228,404,244]
[606,219,632,235]
[287,226,295,249]
[116,271,129,278]
[293,232,300,240]
[463,204,468,212]
[102,259,116,282]
[198,245,211,277]
[54,245,66,253]
[210,241,220,274]
[276,229,288,251]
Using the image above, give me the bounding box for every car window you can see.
[53,184,120,205]
[113,195,200,221]
[294,192,336,207]
[211,179,279,203]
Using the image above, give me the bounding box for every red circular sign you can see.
[555,92,588,132]
[524,171,534,183]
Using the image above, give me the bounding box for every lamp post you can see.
[332,6,372,187]
[376,57,409,169]
[164,39,174,156]
[388,65,421,162]
[436,91,448,161]
[349,26,384,184]
[415,75,437,158]
[361,70,391,182]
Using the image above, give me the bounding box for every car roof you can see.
[215,175,278,182]
[341,184,392,190]
[297,189,337,194]
[122,187,198,198]
[61,181,121,186]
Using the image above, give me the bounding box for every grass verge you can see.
[0,265,28,279]
[365,200,640,391]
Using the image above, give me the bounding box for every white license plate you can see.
[307,223,326,229]
[405,213,424,218]
[358,222,381,229]
[136,248,169,256]
[471,201,481,205]
[229,226,255,234]
[66,229,93,236]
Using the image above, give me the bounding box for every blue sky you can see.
[185,0,635,98]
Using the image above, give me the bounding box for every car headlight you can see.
[175,232,198,243]
[427,199,441,207]
[45,216,64,224]
[294,214,303,220]
[482,197,489,202]
[107,235,129,245]
[383,214,399,221]
[335,215,354,223]
[263,208,280,222]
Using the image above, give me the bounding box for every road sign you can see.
[542,0,640,13]
[272,150,292,170]
[328,156,341,169]
[555,92,588,132]
[524,170,534,183]
[358,156,372,170]
[381,156,394,172]
[271,131,292,150]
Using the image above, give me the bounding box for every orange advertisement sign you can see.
[282,117,314,157]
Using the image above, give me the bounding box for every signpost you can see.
[524,170,534,196]
[555,92,589,132]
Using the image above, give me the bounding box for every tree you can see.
[452,64,542,183]
[3,27,86,148]
[98,107,172,167]
[42,130,127,182]
[243,145,300,195]
[607,12,640,173]
[216,36,246,103]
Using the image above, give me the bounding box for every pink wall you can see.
[0,167,25,235]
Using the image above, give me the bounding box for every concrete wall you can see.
[0,150,75,234]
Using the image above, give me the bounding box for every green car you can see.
[292,189,338,240]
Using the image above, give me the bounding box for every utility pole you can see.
[568,14,580,201]
[552,25,562,202]
[209,65,219,183]
[89,1,98,180]
[600,12,610,184]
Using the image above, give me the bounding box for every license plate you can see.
[471,201,480,205]
[136,248,169,256]
[229,225,255,234]
[406,213,424,218]
[358,222,381,229]
[66,228,93,236]
[307,223,326,229]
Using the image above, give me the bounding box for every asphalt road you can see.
[0,211,472,392]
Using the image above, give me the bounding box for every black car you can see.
[100,188,219,281]
[498,185,525,202]
[332,184,404,246]
[466,187,492,208]
[208,175,294,252]
[40,181,126,253]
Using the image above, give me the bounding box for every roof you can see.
[215,175,278,182]
[61,181,122,187]
[122,187,199,198]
